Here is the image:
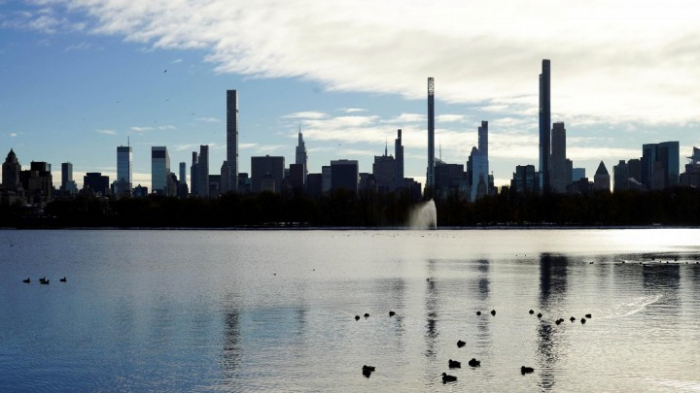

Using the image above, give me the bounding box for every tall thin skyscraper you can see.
[61,162,73,192]
[226,90,239,192]
[295,128,308,184]
[539,59,551,192]
[116,145,132,195]
[190,152,199,196]
[394,129,404,190]
[198,145,209,197]
[179,162,186,186]
[427,77,435,190]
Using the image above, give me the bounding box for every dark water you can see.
[1,229,700,392]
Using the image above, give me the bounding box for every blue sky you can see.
[1,1,699,190]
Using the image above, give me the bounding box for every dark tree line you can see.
[2,187,700,228]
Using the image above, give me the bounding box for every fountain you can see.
[409,199,437,229]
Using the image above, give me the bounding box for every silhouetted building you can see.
[426,77,435,190]
[179,162,187,189]
[511,165,537,193]
[116,145,132,196]
[289,163,305,192]
[83,172,110,196]
[373,143,396,193]
[20,161,53,203]
[394,129,404,190]
[295,129,308,185]
[468,149,487,202]
[568,177,592,194]
[539,59,551,192]
[403,178,422,201]
[251,155,285,193]
[151,146,170,195]
[226,90,239,192]
[572,167,586,182]
[435,159,467,200]
[237,173,250,194]
[642,141,679,190]
[190,151,199,196]
[209,174,221,197]
[613,160,629,192]
[680,147,700,188]
[550,122,567,193]
[331,159,359,193]
[133,184,148,197]
[359,173,376,195]
[321,165,331,194]
[3,149,23,194]
[60,162,77,195]
[197,145,209,198]
[306,173,322,199]
[593,161,610,191]
[627,158,642,184]
[220,161,232,193]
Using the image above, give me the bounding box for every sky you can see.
[1,0,700,190]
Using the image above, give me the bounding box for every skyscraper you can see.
[61,162,77,194]
[295,128,308,184]
[550,122,567,193]
[394,129,404,190]
[179,162,186,187]
[190,151,199,196]
[2,149,22,193]
[641,141,680,189]
[539,59,551,192]
[373,142,396,193]
[427,77,435,191]
[251,155,285,193]
[151,146,170,194]
[331,159,359,194]
[198,145,209,197]
[226,90,239,193]
[593,161,610,191]
[116,145,132,196]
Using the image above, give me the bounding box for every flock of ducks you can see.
[22,277,67,285]
[357,306,594,384]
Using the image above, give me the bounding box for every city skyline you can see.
[2,1,700,191]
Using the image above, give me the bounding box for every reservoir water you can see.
[2,229,700,392]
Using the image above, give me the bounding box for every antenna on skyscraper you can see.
[128,136,130,148]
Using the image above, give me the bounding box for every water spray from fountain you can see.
[409,199,437,229]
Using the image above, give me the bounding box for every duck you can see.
[60,277,67,283]
[442,373,457,383]
[355,315,360,321]
[457,340,466,348]
[521,366,535,375]
[468,358,481,367]
[23,278,30,283]
[448,359,461,368]
[40,279,50,285]
[362,365,375,377]
[491,309,496,316]
[585,313,592,318]
[581,318,586,324]
[529,309,534,314]
[364,313,370,318]
[389,311,395,317]
[555,319,562,325]
[537,313,543,318]
[476,311,481,316]
[570,316,576,322]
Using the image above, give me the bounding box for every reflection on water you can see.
[2,229,700,392]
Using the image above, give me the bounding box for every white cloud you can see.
[42,0,700,125]
[382,113,426,124]
[65,41,91,51]
[342,108,366,113]
[130,126,154,132]
[171,58,182,64]
[158,125,176,130]
[9,132,17,137]
[283,111,327,120]
[96,128,117,135]
[196,117,220,123]
[437,114,467,123]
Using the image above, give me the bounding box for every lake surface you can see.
[2,229,700,392]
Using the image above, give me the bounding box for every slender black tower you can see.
[539,60,551,192]
[427,77,435,189]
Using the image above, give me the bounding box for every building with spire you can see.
[394,129,404,190]
[373,141,396,193]
[295,127,308,185]
[2,149,22,194]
